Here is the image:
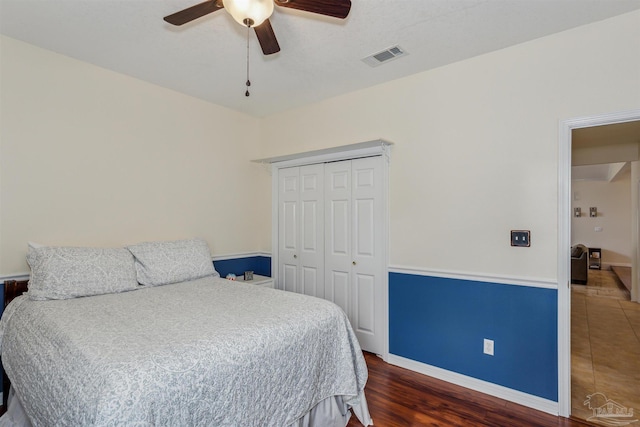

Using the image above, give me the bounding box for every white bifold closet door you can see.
[277,157,384,354]
[278,164,325,298]
[325,157,384,354]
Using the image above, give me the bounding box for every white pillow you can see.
[126,238,218,286]
[27,245,139,300]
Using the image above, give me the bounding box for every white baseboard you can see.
[387,354,559,416]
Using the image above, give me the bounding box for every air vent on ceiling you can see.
[362,45,408,67]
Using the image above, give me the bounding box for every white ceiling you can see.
[572,121,640,181]
[1,0,640,117]
[573,121,640,149]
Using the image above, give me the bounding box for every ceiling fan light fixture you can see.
[223,0,274,27]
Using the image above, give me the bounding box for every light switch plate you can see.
[511,230,531,247]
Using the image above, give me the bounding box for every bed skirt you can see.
[0,387,373,427]
[0,388,30,427]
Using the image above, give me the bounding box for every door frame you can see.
[557,109,640,417]
[262,140,392,360]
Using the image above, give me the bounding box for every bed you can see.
[0,239,372,426]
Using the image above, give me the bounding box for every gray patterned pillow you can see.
[27,246,139,300]
[126,238,217,286]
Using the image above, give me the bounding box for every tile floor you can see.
[571,268,640,422]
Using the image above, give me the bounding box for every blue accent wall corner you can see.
[213,256,271,278]
[389,272,558,401]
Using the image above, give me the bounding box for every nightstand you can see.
[588,247,601,270]
[235,274,274,289]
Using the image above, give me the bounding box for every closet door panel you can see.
[282,201,297,250]
[301,201,318,250]
[351,157,384,354]
[354,273,375,334]
[327,270,350,316]
[325,161,352,309]
[282,263,297,293]
[301,267,318,297]
[299,164,324,299]
[278,167,299,292]
[329,200,349,255]
[354,198,375,257]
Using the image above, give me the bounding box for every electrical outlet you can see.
[483,339,494,356]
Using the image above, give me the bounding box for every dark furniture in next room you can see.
[571,244,588,284]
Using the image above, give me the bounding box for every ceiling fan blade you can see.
[254,19,281,55]
[274,0,351,19]
[163,0,224,26]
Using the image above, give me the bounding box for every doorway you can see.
[558,110,640,418]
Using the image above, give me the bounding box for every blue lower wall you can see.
[213,256,271,278]
[389,272,558,401]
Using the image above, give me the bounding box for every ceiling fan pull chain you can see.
[245,23,251,97]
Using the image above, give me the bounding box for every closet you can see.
[277,156,384,354]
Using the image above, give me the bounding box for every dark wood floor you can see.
[347,352,594,427]
[1,352,595,426]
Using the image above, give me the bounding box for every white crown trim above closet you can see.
[253,139,393,169]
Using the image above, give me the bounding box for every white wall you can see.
[571,172,632,266]
[3,10,640,280]
[0,36,269,275]
[259,11,640,280]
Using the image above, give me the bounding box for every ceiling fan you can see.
[163,0,352,55]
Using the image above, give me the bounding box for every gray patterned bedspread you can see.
[0,277,369,426]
